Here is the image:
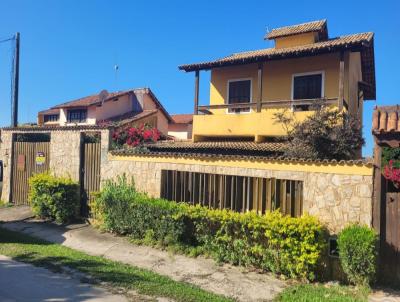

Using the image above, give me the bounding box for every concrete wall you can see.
[103,154,373,233]
[168,123,193,140]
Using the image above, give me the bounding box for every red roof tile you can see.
[372,105,400,133]
[265,19,328,40]
[171,114,193,124]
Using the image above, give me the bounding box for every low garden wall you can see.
[103,153,374,233]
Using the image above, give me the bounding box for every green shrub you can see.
[29,173,80,223]
[94,176,186,245]
[93,177,326,280]
[337,224,378,286]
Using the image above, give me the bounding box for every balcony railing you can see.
[197,98,341,114]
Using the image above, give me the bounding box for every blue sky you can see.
[0,0,399,156]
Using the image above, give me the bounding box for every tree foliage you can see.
[274,106,364,160]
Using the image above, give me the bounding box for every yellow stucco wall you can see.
[210,53,341,110]
[193,110,314,140]
[109,153,373,176]
[274,32,317,49]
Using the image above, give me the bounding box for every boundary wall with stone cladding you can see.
[1,128,374,234]
[105,153,374,234]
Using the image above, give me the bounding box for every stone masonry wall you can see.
[0,129,109,202]
[102,157,373,234]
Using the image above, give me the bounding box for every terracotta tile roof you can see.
[143,140,286,156]
[171,114,193,124]
[372,105,400,133]
[265,19,328,40]
[180,32,373,71]
[38,108,60,115]
[52,90,127,108]
[179,32,375,99]
[110,147,372,167]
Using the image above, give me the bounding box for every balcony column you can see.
[194,70,200,115]
[338,51,345,111]
[257,63,263,113]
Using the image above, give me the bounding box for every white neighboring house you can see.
[38,88,172,135]
[168,114,193,140]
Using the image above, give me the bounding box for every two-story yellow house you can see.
[179,19,375,144]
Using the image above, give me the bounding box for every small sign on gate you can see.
[17,154,25,171]
[35,152,46,166]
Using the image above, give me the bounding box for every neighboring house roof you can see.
[179,32,375,100]
[51,90,128,109]
[265,19,328,40]
[171,114,193,124]
[372,105,400,133]
[100,109,159,126]
[38,108,60,115]
[38,87,172,123]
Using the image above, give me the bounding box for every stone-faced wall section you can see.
[0,128,109,202]
[102,156,373,233]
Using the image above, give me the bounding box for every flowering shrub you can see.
[112,124,161,148]
[384,160,400,188]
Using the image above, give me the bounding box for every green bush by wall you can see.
[29,173,80,223]
[337,224,378,286]
[93,176,326,280]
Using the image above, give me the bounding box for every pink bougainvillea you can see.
[384,160,400,188]
[112,124,161,148]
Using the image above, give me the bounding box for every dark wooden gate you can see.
[11,140,50,205]
[80,136,101,216]
[380,190,400,284]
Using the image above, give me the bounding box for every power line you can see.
[0,34,18,126]
[0,36,14,44]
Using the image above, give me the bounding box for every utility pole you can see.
[11,32,20,127]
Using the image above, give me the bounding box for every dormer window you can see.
[227,79,252,113]
[67,109,87,123]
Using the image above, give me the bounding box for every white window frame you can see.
[226,78,253,114]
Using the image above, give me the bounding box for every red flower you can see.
[384,160,400,188]
[152,128,160,141]
[143,129,153,140]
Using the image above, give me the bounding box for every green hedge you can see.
[93,176,326,280]
[337,224,378,286]
[29,173,80,223]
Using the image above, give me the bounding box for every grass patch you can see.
[0,200,12,208]
[275,284,369,302]
[0,227,232,302]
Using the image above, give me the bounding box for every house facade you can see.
[179,19,375,145]
[0,19,377,238]
[38,88,172,135]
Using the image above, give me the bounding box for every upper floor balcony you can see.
[192,97,339,142]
